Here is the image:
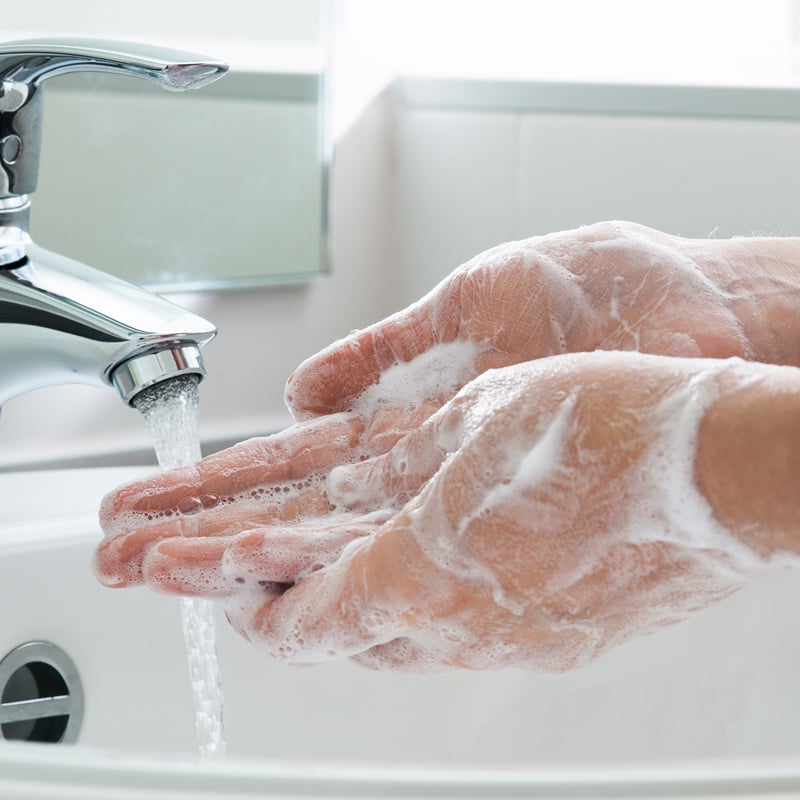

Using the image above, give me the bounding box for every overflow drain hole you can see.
[0,642,83,744]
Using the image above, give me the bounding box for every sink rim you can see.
[1,744,799,798]
[0,466,151,528]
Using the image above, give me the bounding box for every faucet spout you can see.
[0,242,216,406]
[0,38,225,414]
[0,38,227,92]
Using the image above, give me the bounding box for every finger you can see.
[100,413,363,535]
[328,412,452,512]
[141,537,236,597]
[360,398,442,455]
[139,537,300,599]
[222,515,385,584]
[94,516,201,588]
[284,276,465,420]
[228,526,431,664]
[94,482,333,587]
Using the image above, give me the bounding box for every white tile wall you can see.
[392,109,520,303]
[517,113,800,240]
[392,106,800,307]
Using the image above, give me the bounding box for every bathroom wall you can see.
[390,83,800,307]
[3,73,800,467]
[2,2,321,52]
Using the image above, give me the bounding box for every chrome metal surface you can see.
[0,243,215,404]
[0,39,222,408]
[0,38,228,196]
[0,193,29,264]
[112,344,205,406]
[0,641,84,745]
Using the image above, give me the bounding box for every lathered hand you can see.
[284,221,800,455]
[95,221,800,672]
[96,220,800,559]
[97,352,800,672]
[95,412,370,591]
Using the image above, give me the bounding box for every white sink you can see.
[0,467,798,798]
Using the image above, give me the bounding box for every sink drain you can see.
[0,641,83,744]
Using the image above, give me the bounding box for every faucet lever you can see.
[0,38,228,197]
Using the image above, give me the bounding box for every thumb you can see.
[226,526,431,664]
[284,276,464,420]
[327,413,450,512]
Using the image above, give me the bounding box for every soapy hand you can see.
[95,221,800,671]
[218,353,798,671]
[94,412,372,592]
[283,220,796,455]
[96,351,799,671]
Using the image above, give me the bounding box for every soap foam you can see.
[631,357,765,571]
[108,340,486,617]
[351,338,483,419]
[587,227,754,359]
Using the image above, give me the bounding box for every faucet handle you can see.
[0,38,228,197]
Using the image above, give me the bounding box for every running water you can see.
[133,375,226,758]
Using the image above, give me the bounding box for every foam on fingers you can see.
[94,515,203,587]
[284,281,463,419]
[99,414,364,539]
[98,464,200,532]
[142,538,236,598]
[327,417,449,512]
[223,537,397,664]
[221,521,379,585]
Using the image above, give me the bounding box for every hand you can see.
[108,218,694,586]
[97,221,798,553]
[284,221,799,455]
[94,412,371,591]
[97,351,797,672]
[95,222,800,672]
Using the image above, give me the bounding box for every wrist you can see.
[707,238,800,366]
[696,365,800,561]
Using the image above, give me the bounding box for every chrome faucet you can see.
[0,39,228,407]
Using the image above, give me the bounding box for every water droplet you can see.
[200,494,219,510]
[178,497,204,516]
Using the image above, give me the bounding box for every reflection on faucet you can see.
[0,231,216,406]
[0,39,228,408]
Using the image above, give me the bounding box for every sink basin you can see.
[0,466,798,798]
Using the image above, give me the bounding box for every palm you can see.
[222,353,759,672]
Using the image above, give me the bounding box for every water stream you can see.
[133,375,226,758]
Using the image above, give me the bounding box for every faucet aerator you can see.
[111,344,206,407]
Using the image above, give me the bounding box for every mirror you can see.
[4,1,329,290]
